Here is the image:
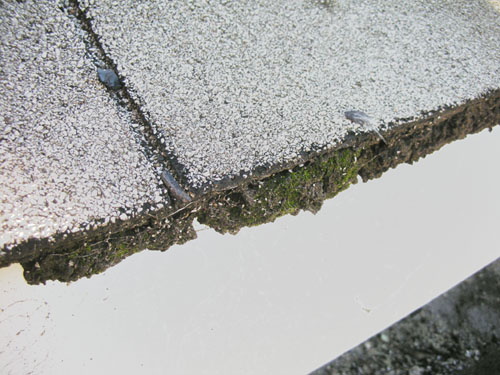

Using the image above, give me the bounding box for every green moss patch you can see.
[197,147,361,234]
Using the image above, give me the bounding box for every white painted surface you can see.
[1,127,500,375]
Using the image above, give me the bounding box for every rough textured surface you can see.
[1,0,500,277]
[0,1,166,251]
[21,209,198,285]
[311,258,500,375]
[79,0,500,189]
[12,87,500,283]
[199,88,500,234]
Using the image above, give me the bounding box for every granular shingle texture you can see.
[79,0,500,188]
[0,0,166,250]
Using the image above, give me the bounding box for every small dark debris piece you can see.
[97,68,122,90]
[161,170,192,203]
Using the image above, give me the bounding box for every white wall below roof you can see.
[1,127,500,375]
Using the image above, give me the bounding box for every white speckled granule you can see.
[80,0,500,188]
[0,1,166,249]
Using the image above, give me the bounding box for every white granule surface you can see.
[80,0,500,188]
[0,1,165,249]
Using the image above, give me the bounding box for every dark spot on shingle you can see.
[97,68,122,90]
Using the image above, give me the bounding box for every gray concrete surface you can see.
[0,1,167,251]
[311,257,500,375]
[80,0,500,189]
